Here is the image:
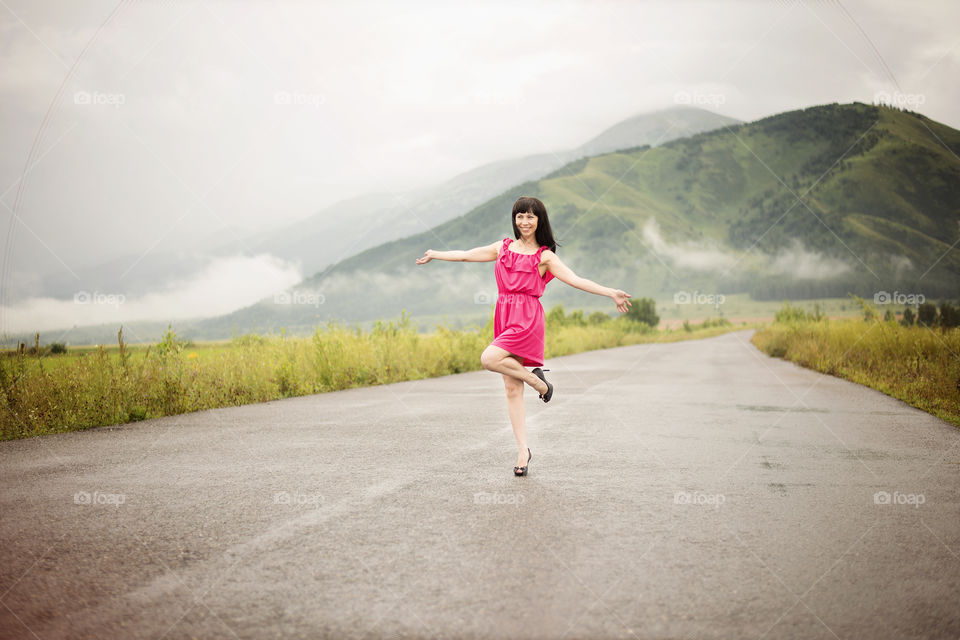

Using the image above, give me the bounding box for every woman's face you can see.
[515,211,538,237]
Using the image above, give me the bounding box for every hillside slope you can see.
[192,102,958,339]
[21,103,958,344]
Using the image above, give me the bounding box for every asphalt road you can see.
[1,330,958,639]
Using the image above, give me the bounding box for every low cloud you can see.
[309,264,494,306]
[642,218,737,271]
[642,217,852,279]
[889,254,914,278]
[767,239,852,279]
[2,254,303,334]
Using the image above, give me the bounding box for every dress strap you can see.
[535,245,549,259]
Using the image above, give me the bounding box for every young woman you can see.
[415,196,632,476]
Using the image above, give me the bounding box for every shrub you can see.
[701,317,732,328]
[774,301,811,323]
[901,307,915,327]
[940,301,960,329]
[625,297,659,328]
[587,311,611,325]
[546,304,567,329]
[775,301,827,323]
[567,310,587,327]
[231,333,267,348]
[917,302,938,327]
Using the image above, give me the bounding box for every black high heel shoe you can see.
[514,448,532,476]
[531,368,553,403]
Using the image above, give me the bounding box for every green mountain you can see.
[18,102,956,344]
[189,102,957,338]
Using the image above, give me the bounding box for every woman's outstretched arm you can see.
[541,250,632,313]
[416,241,499,264]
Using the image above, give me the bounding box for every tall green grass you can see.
[0,312,750,440]
[752,313,960,427]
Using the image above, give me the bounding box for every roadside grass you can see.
[752,310,960,428]
[0,312,752,440]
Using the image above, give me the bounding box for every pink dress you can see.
[491,237,555,367]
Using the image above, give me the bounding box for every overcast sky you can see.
[1,0,957,334]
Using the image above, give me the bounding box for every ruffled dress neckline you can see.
[506,241,540,255]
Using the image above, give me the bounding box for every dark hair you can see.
[511,196,559,253]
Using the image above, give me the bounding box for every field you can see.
[752,315,960,427]
[0,312,753,441]
[424,296,864,334]
[8,294,956,441]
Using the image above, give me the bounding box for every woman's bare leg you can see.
[501,372,531,468]
[480,345,549,395]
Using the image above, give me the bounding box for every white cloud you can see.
[890,254,914,278]
[642,217,737,271]
[767,239,852,280]
[641,217,854,279]
[2,253,302,333]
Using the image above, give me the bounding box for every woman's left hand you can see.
[611,290,632,313]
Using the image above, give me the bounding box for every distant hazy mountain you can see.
[30,106,740,303]
[232,105,742,277]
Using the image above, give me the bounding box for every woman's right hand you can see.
[415,250,434,265]
[611,289,632,313]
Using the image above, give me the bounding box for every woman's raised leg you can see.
[480,345,548,395]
